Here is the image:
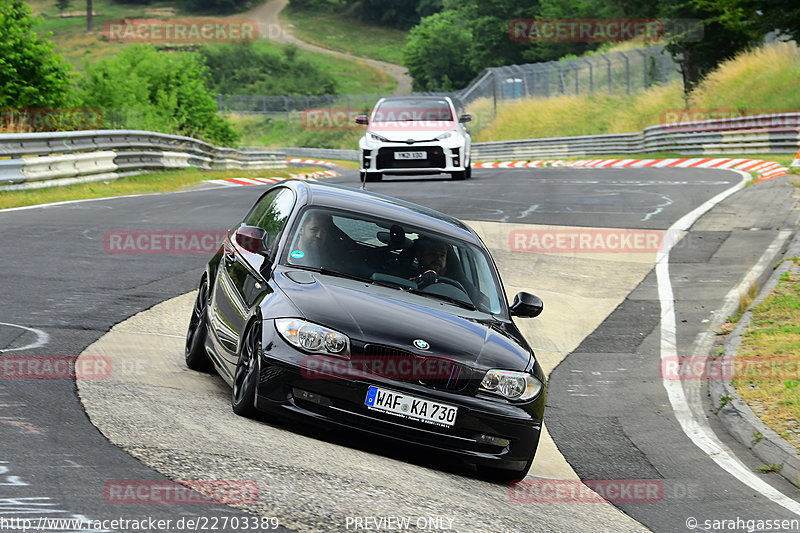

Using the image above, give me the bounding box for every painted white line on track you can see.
[656,169,800,516]
[0,323,49,353]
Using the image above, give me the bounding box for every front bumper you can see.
[255,324,544,471]
[359,139,470,175]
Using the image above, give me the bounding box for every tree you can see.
[78,45,239,145]
[55,0,72,14]
[695,0,800,42]
[403,10,479,91]
[658,0,758,93]
[0,0,73,108]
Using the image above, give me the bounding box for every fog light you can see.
[476,434,510,447]
[294,388,331,406]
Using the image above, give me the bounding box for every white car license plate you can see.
[394,151,426,160]
[364,386,457,427]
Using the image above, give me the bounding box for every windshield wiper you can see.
[292,266,405,290]
[407,289,478,311]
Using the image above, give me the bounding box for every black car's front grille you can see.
[376,147,446,169]
[350,343,470,392]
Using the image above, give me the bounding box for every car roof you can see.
[283,180,481,245]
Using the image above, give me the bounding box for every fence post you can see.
[622,52,631,94]
[601,54,611,94]
[492,70,497,117]
[573,61,579,95]
[583,58,593,93]
[635,49,647,89]
[544,64,551,97]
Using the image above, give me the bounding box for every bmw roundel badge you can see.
[413,339,429,350]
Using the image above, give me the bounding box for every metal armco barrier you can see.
[2,113,798,190]
[281,147,359,161]
[0,129,286,190]
[473,114,800,161]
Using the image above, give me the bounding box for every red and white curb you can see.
[473,157,789,183]
[285,158,340,167]
[207,169,338,187]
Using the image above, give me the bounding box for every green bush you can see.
[78,45,239,146]
[200,43,338,96]
[0,0,73,108]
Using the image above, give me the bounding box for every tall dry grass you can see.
[477,42,800,142]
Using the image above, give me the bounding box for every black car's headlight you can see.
[480,369,543,401]
[275,319,349,355]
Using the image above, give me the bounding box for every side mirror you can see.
[234,225,269,255]
[509,292,543,318]
[459,113,472,123]
[354,114,368,125]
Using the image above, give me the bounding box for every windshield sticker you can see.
[290,250,305,260]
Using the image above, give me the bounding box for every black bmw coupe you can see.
[185,180,546,480]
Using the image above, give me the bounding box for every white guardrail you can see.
[0,130,286,191]
[1,114,798,190]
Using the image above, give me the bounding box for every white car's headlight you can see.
[275,318,349,355]
[369,132,389,142]
[435,130,456,141]
[480,369,543,400]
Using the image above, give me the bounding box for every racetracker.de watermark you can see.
[1,355,111,380]
[509,479,663,503]
[300,355,462,381]
[660,108,799,132]
[0,108,102,131]
[301,108,365,131]
[104,19,258,43]
[508,228,664,254]
[509,18,703,42]
[662,356,800,381]
[103,480,258,504]
[104,230,226,254]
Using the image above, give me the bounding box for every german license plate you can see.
[364,386,457,427]
[394,151,426,160]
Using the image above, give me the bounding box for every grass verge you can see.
[0,167,322,210]
[477,43,800,143]
[732,257,800,452]
[281,6,408,65]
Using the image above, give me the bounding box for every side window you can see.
[255,189,295,250]
[245,190,280,227]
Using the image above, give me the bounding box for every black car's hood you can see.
[274,268,532,370]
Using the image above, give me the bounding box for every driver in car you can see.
[291,210,335,267]
[409,237,448,288]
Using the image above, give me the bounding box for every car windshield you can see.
[372,99,453,123]
[282,208,504,315]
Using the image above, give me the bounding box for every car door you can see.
[210,187,296,366]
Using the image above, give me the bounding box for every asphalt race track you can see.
[1,166,799,532]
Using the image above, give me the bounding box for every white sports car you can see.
[355,96,472,182]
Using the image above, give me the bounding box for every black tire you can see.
[451,170,466,180]
[185,278,212,372]
[364,172,382,182]
[232,320,261,418]
[465,162,472,179]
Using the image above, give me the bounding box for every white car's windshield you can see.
[372,99,453,123]
[283,208,504,315]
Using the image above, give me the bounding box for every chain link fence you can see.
[216,45,681,120]
[459,45,681,107]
